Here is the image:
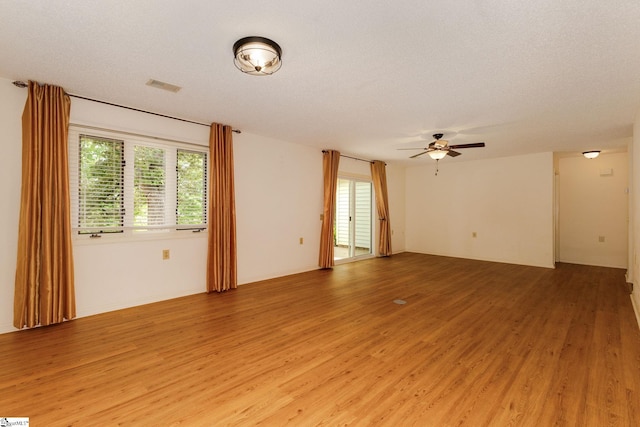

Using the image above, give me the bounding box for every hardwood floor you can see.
[1,253,639,426]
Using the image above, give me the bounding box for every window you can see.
[69,127,208,236]
[77,134,124,233]
[134,145,166,227]
[176,150,207,227]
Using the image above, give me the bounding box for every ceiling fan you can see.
[401,133,485,160]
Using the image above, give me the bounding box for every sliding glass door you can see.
[334,177,373,261]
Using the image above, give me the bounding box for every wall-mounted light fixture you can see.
[582,150,600,159]
[233,36,282,76]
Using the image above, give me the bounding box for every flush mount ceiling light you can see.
[233,36,282,76]
[583,150,601,159]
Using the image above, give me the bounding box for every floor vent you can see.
[393,299,407,305]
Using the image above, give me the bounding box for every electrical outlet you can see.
[162,249,170,260]
[299,237,304,245]
[472,232,477,238]
[598,236,605,243]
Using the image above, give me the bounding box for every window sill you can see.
[72,229,208,246]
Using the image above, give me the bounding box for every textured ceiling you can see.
[1,0,639,164]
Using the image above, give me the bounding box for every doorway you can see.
[555,152,629,268]
[334,177,373,261]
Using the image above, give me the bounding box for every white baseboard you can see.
[0,322,16,335]
[632,293,640,332]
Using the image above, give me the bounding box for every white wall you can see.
[0,76,410,334]
[628,139,634,283]
[234,132,323,284]
[0,84,322,332]
[405,152,555,268]
[557,152,629,268]
[631,109,640,325]
[0,80,25,333]
[0,78,330,333]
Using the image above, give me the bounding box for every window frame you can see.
[68,125,209,242]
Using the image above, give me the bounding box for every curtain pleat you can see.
[14,81,75,329]
[319,150,340,268]
[371,160,392,257]
[206,123,237,292]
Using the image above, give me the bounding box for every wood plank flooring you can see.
[1,253,639,426]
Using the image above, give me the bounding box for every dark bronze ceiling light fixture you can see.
[233,36,282,76]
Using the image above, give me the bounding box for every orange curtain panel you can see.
[318,150,340,268]
[370,160,392,256]
[14,81,76,329]
[206,123,237,292]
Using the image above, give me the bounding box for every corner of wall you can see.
[631,108,640,331]
[0,322,17,335]
[631,291,640,331]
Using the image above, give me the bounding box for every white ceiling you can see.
[1,0,640,165]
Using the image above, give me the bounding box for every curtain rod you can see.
[322,150,385,165]
[12,80,241,134]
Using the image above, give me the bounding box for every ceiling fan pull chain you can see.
[435,159,439,176]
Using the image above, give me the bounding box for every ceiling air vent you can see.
[145,79,182,93]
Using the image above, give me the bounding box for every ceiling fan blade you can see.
[447,150,462,157]
[410,150,430,159]
[428,141,436,148]
[397,147,427,150]
[449,142,485,149]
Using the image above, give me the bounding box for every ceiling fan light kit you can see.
[428,150,447,160]
[404,133,485,160]
[582,150,600,159]
[233,36,282,76]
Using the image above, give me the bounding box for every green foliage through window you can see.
[72,130,208,235]
[177,150,207,226]
[78,135,124,233]
[134,146,166,226]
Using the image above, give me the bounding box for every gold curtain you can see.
[206,123,237,292]
[371,160,392,257]
[14,81,76,329]
[319,150,340,268]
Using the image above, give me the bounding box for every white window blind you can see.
[134,145,166,228]
[69,126,208,237]
[75,134,125,234]
[176,149,207,228]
